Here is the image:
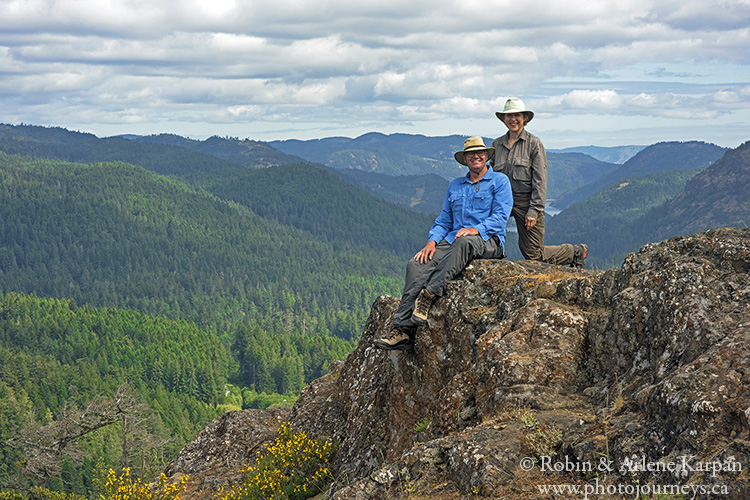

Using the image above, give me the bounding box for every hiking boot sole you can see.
[411,313,428,325]
[374,338,414,352]
[572,244,588,269]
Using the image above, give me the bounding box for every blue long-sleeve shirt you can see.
[428,169,513,247]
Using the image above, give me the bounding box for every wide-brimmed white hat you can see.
[495,97,534,124]
[454,136,494,166]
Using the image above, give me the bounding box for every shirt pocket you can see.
[510,159,532,191]
[449,194,464,219]
[472,193,492,213]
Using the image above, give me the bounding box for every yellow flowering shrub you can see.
[0,487,86,499]
[0,493,22,500]
[98,468,188,500]
[218,422,335,500]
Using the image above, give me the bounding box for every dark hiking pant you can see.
[392,235,504,327]
[512,206,574,265]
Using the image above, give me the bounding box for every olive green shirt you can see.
[490,129,547,220]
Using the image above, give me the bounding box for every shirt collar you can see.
[502,128,530,148]
[462,168,495,183]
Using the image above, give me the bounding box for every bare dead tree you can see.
[5,383,151,486]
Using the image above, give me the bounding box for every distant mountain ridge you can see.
[0,150,432,343]
[127,133,305,167]
[272,133,468,179]
[270,133,621,185]
[555,141,727,209]
[270,132,620,212]
[270,132,464,165]
[650,140,750,240]
[0,123,237,175]
[0,124,624,217]
[2,123,744,274]
[549,144,646,164]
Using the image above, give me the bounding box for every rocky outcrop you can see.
[166,227,750,499]
[163,406,290,498]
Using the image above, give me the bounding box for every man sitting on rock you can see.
[374,137,513,351]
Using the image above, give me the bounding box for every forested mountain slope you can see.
[0,124,237,176]
[547,140,750,269]
[545,169,702,269]
[555,141,726,208]
[183,163,435,256]
[0,287,358,495]
[0,153,405,340]
[0,131,418,496]
[0,291,228,492]
[648,140,750,240]
[1,123,434,269]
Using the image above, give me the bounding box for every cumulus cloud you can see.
[0,0,748,147]
[642,0,750,31]
[560,90,624,110]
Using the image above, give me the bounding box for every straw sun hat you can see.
[454,136,495,166]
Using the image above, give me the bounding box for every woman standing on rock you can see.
[490,97,588,268]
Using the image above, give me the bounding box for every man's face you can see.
[465,150,487,174]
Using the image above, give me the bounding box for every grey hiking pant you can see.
[393,235,504,327]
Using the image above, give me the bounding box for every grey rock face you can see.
[163,406,290,498]
[167,228,750,499]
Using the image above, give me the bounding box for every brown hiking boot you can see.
[412,289,437,325]
[571,244,588,269]
[374,325,415,351]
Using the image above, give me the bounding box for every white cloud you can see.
[642,0,750,31]
[0,0,748,147]
[554,90,624,110]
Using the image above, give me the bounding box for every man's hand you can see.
[456,227,479,238]
[414,240,437,264]
[525,216,537,230]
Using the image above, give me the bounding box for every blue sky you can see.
[1,0,749,148]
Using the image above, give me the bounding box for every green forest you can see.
[0,147,419,496]
[0,290,356,495]
[0,291,226,494]
[545,169,702,268]
[1,123,740,498]
[0,153,417,339]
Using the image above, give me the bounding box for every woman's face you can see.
[503,112,525,133]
